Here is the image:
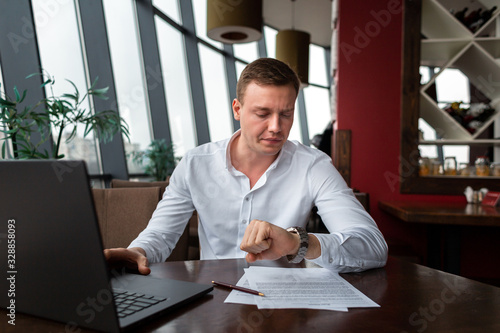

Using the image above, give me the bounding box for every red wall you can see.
[335,0,499,282]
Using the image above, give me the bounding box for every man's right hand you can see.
[103,247,151,275]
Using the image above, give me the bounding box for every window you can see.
[32,0,101,174]
[153,0,181,24]
[0,60,9,159]
[233,42,259,63]
[103,0,152,174]
[288,100,302,142]
[304,43,332,142]
[3,1,333,179]
[303,86,331,140]
[192,0,223,49]
[155,17,196,157]
[309,44,328,86]
[419,66,470,163]
[198,44,233,141]
[264,26,277,58]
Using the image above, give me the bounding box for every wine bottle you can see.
[469,6,497,32]
[464,8,482,28]
[454,7,468,24]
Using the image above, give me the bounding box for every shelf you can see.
[420,175,500,179]
[422,0,472,39]
[400,0,500,195]
[420,93,472,140]
[453,44,500,103]
[419,139,500,145]
[421,39,470,67]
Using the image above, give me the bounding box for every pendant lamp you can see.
[275,0,310,87]
[207,0,263,44]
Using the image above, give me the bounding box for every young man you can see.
[105,58,387,274]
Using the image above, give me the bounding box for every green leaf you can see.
[18,89,28,104]
[41,78,53,88]
[14,87,20,101]
[0,97,16,107]
[1,142,6,159]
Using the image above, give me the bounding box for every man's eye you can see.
[281,113,292,118]
[256,113,267,118]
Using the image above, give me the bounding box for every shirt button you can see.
[242,220,247,224]
[245,197,250,201]
[329,257,333,263]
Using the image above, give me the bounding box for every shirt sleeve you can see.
[306,156,388,272]
[128,156,194,263]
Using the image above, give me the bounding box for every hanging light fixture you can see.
[207,0,263,44]
[275,0,310,87]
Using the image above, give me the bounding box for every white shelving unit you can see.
[419,0,500,142]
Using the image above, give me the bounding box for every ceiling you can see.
[263,0,333,47]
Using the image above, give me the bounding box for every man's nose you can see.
[268,114,281,133]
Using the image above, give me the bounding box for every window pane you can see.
[419,118,438,158]
[192,0,223,49]
[435,68,470,107]
[443,145,469,165]
[153,0,181,24]
[264,26,277,58]
[155,17,196,156]
[420,66,431,85]
[236,61,246,82]
[0,61,9,159]
[303,86,331,140]
[288,100,302,143]
[32,0,101,174]
[309,44,328,86]
[103,0,152,174]
[233,42,259,63]
[198,44,233,142]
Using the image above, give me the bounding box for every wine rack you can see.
[420,0,500,141]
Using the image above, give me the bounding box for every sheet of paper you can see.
[223,275,257,305]
[242,266,379,311]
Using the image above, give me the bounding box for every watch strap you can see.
[286,226,309,263]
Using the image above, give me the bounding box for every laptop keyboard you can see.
[113,289,168,318]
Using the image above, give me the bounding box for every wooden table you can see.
[2,257,500,332]
[379,200,500,274]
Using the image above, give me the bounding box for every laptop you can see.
[0,160,213,332]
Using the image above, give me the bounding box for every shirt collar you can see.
[224,129,287,172]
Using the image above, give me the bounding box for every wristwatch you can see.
[286,226,309,263]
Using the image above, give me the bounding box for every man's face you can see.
[232,82,296,157]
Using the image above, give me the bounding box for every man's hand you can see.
[240,220,321,263]
[104,247,151,275]
[238,220,294,262]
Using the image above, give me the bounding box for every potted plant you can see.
[130,139,179,181]
[0,71,129,159]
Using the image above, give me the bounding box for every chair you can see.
[109,179,199,260]
[92,187,189,262]
[110,179,169,197]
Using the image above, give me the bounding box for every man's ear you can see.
[232,99,241,121]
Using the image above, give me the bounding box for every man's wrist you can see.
[286,227,309,263]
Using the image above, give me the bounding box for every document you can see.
[224,266,379,311]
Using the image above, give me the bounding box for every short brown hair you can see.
[236,58,300,104]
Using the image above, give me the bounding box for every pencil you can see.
[212,280,265,296]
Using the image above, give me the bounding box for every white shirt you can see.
[129,131,388,272]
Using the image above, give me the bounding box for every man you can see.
[105,58,387,274]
